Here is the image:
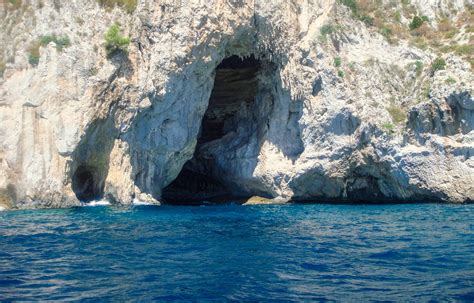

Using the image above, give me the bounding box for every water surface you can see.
[1,203,473,301]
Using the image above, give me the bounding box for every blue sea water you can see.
[1,203,473,301]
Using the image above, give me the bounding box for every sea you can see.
[1,203,473,301]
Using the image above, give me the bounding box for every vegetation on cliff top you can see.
[337,0,473,70]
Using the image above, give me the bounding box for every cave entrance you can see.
[72,165,104,202]
[162,55,261,204]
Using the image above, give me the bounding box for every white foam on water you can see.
[0,206,6,211]
[83,200,111,207]
[132,199,153,206]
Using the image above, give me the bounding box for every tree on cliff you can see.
[104,23,130,57]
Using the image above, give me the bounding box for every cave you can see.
[162,55,261,204]
[72,165,103,202]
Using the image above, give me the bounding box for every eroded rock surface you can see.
[0,0,472,209]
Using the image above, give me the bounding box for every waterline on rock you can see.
[82,199,111,207]
[132,199,154,206]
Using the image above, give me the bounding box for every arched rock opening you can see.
[162,55,262,204]
[69,115,116,203]
[72,165,104,202]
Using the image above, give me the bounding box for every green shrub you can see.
[409,16,423,30]
[339,0,358,14]
[320,24,334,42]
[97,0,137,13]
[7,0,22,10]
[55,36,71,51]
[334,57,341,67]
[422,83,431,98]
[27,41,41,66]
[409,15,428,30]
[28,54,40,66]
[393,10,401,23]
[359,15,374,26]
[89,67,99,76]
[388,105,406,124]
[26,35,71,67]
[414,60,423,76]
[38,35,71,51]
[104,23,130,57]
[75,17,84,25]
[39,35,55,46]
[430,57,446,74]
[0,60,6,78]
[320,24,334,36]
[338,70,344,78]
[338,0,377,27]
[348,61,355,70]
[382,122,394,133]
[454,44,473,56]
[445,77,456,84]
[380,27,393,40]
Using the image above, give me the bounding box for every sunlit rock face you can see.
[0,0,472,209]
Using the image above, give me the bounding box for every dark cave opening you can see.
[72,165,103,202]
[162,55,261,204]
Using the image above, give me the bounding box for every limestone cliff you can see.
[0,0,472,209]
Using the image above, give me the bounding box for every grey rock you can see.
[0,0,472,210]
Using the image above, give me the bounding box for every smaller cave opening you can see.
[162,55,261,204]
[345,176,386,202]
[72,165,103,202]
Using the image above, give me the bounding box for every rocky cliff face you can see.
[0,0,472,209]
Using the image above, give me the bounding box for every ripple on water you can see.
[0,203,473,301]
